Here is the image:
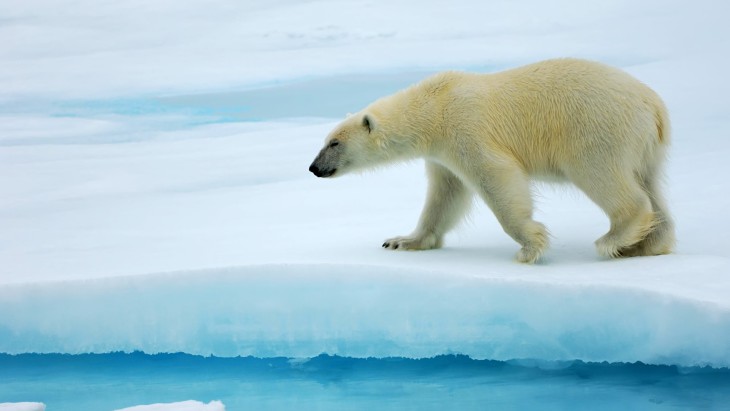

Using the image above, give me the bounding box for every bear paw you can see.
[595,235,621,259]
[515,246,543,264]
[382,233,441,251]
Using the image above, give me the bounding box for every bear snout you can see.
[309,162,336,178]
[309,163,322,176]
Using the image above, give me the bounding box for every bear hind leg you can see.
[572,170,658,258]
[383,161,472,251]
[597,206,657,258]
[620,170,675,257]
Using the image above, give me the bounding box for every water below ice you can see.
[2,353,730,411]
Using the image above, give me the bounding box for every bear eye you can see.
[329,140,340,148]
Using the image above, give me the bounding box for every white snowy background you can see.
[1,0,729,409]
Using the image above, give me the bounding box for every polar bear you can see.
[309,58,674,263]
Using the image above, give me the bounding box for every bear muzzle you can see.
[310,142,343,178]
[309,162,336,178]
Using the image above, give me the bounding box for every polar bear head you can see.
[308,73,461,178]
[308,111,386,178]
[308,96,430,178]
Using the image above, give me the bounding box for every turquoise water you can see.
[2,353,730,411]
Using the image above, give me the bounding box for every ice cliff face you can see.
[1,264,728,367]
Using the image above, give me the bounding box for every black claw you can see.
[394,244,399,249]
[382,242,389,248]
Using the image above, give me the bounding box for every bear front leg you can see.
[477,160,549,263]
[383,161,472,251]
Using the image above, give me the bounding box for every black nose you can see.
[309,164,321,177]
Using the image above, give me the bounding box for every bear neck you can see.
[376,87,443,160]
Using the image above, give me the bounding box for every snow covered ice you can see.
[1,0,729,409]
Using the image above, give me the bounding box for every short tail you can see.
[655,95,670,145]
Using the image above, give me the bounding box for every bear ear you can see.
[362,114,374,133]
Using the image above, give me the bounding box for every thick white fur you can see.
[314,58,675,263]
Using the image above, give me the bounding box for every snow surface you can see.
[1,0,729,375]
[114,400,224,411]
